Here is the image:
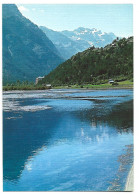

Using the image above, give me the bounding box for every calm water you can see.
[3,89,133,191]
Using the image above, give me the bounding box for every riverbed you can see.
[3,89,133,191]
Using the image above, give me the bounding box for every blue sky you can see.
[17,4,133,37]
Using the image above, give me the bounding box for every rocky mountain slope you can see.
[3,4,64,84]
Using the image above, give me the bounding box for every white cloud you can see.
[18,6,29,12]
[32,8,36,11]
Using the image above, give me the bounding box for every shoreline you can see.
[125,165,134,191]
[3,86,133,92]
[53,86,133,90]
[3,80,133,91]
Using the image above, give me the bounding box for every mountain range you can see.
[40,26,117,60]
[40,26,90,60]
[61,27,116,48]
[40,37,133,86]
[2,4,119,84]
[3,4,64,84]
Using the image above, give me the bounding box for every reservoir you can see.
[3,89,133,191]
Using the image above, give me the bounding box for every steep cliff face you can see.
[2,4,64,84]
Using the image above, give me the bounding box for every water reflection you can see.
[3,89,133,191]
[3,110,63,180]
[77,99,133,133]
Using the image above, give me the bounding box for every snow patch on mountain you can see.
[40,26,117,60]
[61,27,117,48]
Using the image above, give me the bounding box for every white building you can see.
[108,79,114,84]
[35,76,44,84]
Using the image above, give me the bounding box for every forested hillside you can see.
[40,37,133,86]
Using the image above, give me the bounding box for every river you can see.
[3,89,133,191]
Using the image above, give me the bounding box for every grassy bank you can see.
[53,80,133,89]
[3,80,133,91]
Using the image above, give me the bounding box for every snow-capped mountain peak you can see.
[61,27,117,48]
[40,26,117,60]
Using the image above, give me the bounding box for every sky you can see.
[17,4,132,38]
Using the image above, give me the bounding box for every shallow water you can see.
[3,89,133,191]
